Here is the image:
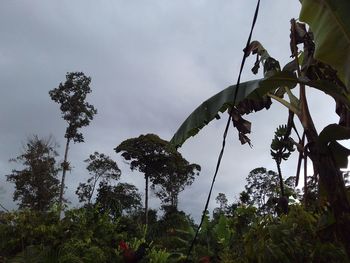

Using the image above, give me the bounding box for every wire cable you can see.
[185,0,261,260]
[0,202,9,212]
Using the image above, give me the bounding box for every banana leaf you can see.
[170,71,297,148]
[300,0,350,89]
[318,124,350,168]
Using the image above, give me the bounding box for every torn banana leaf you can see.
[300,0,350,90]
[170,71,297,148]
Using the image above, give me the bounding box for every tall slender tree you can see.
[6,135,60,211]
[49,72,97,216]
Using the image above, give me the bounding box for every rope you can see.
[186,0,261,260]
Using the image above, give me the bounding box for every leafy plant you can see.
[146,247,171,263]
[243,205,348,263]
[170,4,350,255]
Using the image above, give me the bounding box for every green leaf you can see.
[213,214,229,241]
[170,71,296,148]
[300,0,350,89]
[318,124,350,168]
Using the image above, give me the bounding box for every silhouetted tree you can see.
[239,191,250,205]
[244,167,298,215]
[212,193,229,219]
[49,72,97,215]
[6,135,60,211]
[76,152,121,204]
[115,134,176,225]
[216,193,228,211]
[96,181,142,218]
[151,152,200,209]
[244,167,280,215]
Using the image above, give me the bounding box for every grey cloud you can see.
[2,1,335,221]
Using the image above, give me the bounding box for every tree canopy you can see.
[76,152,121,204]
[6,135,60,211]
[49,72,97,143]
[151,152,200,209]
[115,133,200,223]
[96,181,142,218]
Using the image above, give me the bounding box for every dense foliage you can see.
[6,136,60,212]
[96,182,142,218]
[2,168,349,262]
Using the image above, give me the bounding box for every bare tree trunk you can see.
[171,192,179,210]
[145,175,149,225]
[58,137,70,218]
[88,175,101,205]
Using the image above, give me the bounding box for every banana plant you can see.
[171,0,350,256]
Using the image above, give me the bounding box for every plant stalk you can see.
[291,19,350,257]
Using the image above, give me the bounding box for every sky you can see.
[0,1,342,221]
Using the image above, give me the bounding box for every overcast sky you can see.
[0,1,342,221]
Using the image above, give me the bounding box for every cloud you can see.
[1,1,339,222]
